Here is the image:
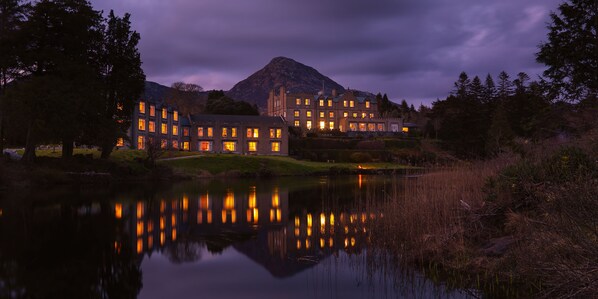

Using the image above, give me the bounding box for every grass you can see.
[15,148,199,161]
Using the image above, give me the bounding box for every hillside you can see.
[226,57,345,108]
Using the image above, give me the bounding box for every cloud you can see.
[89,0,562,105]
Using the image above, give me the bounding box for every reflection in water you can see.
[0,176,478,299]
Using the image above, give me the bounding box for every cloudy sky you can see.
[89,0,563,105]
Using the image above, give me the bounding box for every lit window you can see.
[161,139,167,149]
[296,98,301,105]
[138,119,146,131]
[294,110,299,117]
[368,123,375,131]
[172,125,178,135]
[319,121,325,130]
[352,112,358,118]
[222,127,228,137]
[329,111,334,118]
[343,100,348,107]
[306,121,312,129]
[137,136,145,149]
[276,128,281,138]
[349,123,357,131]
[183,141,189,151]
[223,141,236,152]
[231,127,237,137]
[117,103,123,111]
[116,138,124,147]
[149,121,155,133]
[246,128,258,138]
[294,120,300,127]
[200,141,212,151]
[139,101,145,114]
[248,141,257,152]
[319,111,325,118]
[271,142,280,152]
[172,140,179,149]
[343,112,348,118]
[183,127,189,136]
[319,99,324,106]
[198,127,203,137]
[327,99,332,107]
[304,98,310,105]
[269,128,282,138]
[150,105,155,116]
[306,110,312,117]
[402,127,409,133]
[365,101,370,108]
[377,123,385,131]
[329,122,334,130]
[173,111,178,121]
[207,127,213,137]
[369,113,374,118]
[359,123,366,131]
[349,100,354,108]
[161,123,167,134]
[162,108,167,119]
[362,112,366,119]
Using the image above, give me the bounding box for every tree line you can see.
[0,0,145,161]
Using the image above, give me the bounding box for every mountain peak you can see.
[226,57,345,107]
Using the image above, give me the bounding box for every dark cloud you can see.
[89,0,562,105]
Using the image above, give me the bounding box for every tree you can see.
[497,71,513,101]
[453,71,470,99]
[486,102,514,156]
[513,72,530,95]
[484,74,496,103]
[469,76,484,102]
[166,81,203,115]
[536,0,598,101]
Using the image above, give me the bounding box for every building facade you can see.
[267,86,402,133]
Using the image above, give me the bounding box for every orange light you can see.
[198,211,203,224]
[271,187,279,208]
[160,217,165,229]
[115,203,122,219]
[248,187,257,208]
[182,195,189,211]
[171,214,176,226]
[296,240,301,249]
[247,210,252,222]
[276,209,281,222]
[294,228,300,237]
[137,238,143,253]
[329,238,334,247]
[330,213,334,226]
[200,194,209,209]
[224,191,235,210]
[160,232,165,245]
[207,211,212,223]
[148,236,153,249]
[136,221,144,236]
[136,202,143,218]
[222,210,227,223]
[320,238,325,248]
[351,237,356,247]
[253,208,259,223]
[231,210,236,224]
[160,200,165,213]
[295,216,300,227]
[307,214,312,227]
[172,229,177,241]
[305,239,311,249]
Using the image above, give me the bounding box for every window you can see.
[183,141,190,151]
[319,99,324,107]
[296,98,301,105]
[138,119,146,131]
[328,111,334,118]
[271,142,280,152]
[343,112,348,118]
[377,123,385,131]
[269,128,282,139]
[207,127,213,137]
[173,111,178,121]
[369,113,374,119]
[172,125,178,136]
[198,127,204,137]
[161,139,167,149]
[365,101,370,108]
[294,110,300,117]
[294,120,300,127]
[183,127,189,136]
[117,103,124,111]
[199,141,212,152]
[304,98,310,105]
[223,141,236,152]
[150,105,155,116]
[149,121,155,133]
[362,112,366,119]
[248,141,257,152]
[306,121,312,130]
[329,122,334,130]
[359,123,366,132]
[306,110,312,117]
[368,123,376,131]
[172,140,179,149]
[391,124,399,132]
[319,121,325,130]
[231,127,237,138]
[222,127,228,137]
[349,123,357,131]
[319,111,325,118]
[349,100,354,108]
[352,112,358,118]
[343,100,348,107]
[246,128,258,138]
[139,101,145,114]
[137,136,145,149]
[116,138,124,147]
[327,99,332,107]
[162,108,167,119]
[402,126,409,133]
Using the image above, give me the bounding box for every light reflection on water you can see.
[0,176,478,299]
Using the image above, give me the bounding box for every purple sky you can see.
[89,0,562,105]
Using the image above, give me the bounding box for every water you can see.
[0,176,478,298]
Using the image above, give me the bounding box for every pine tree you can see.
[484,74,496,102]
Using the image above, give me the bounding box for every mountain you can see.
[226,57,346,108]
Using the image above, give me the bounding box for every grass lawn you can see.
[15,148,199,161]
[161,154,413,176]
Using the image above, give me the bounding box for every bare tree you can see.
[166,82,204,115]
[145,137,164,168]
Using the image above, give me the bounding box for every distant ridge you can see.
[226,57,346,108]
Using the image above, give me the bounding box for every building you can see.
[267,86,402,133]
[124,99,288,156]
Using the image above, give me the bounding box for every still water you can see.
[0,176,477,298]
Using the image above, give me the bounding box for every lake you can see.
[0,175,479,298]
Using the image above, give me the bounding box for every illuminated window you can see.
[294,110,299,117]
[137,136,145,149]
[319,111,325,118]
[161,139,167,149]
[359,123,366,131]
[365,100,370,108]
[222,127,228,137]
[198,127,203,137]
[377,123,385,131]
[138,119,146,131]
[304,98,310,105]
[172,125,178,135]
[343,112,348,118]
[269,128,282,139]
[116,138,124,147]
[328,111,334,118]
[369,113,374,118]
[402,126,409,133]
[296,98,301,105]
[199,141,212,152]
[271,142,280,152]
[223,141,236,152]
[139,101,145,114]
[368,123,375,131]
[231,127,237,137]
[248,141,257,152]
[306,121,312,129]
[294,120,300,127]
[172,140,179,149]
[349,100,354,108]
[173,111,178,121]
[306,110,312,117]
[343,100,348,107]
[319,121,325,130]
[149,121,155,133]
[162,108,167,119]
[349,122,357,131]
[117,102,123,111]
[183,141,189,151]
[361,112,366,119]
[327,99,332,107]
[329,122,334,130]
[161,123,167,134]
[352,112,358,118]
[183,127,189,136]
[207,127,213,137]
[246,128,258,138]
[319,99,324,106]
